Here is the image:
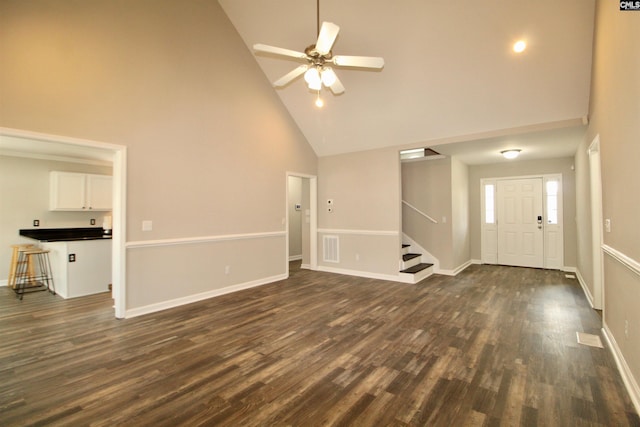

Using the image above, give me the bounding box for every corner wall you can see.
[317,148,401,278]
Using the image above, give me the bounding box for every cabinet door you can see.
[87,174,113,210]
[50,172,86,210]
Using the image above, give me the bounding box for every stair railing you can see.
[402,200,438,224]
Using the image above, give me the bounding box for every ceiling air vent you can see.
[400,148,445,161]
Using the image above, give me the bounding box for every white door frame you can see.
[481,173,564,269]
[588,135,604,310]
[285,172,317,275]
[0,127,127,318]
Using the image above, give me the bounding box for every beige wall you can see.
[0,155,112,281]
[401,156,469,271]
[451,157,470,268]
[581,0,640,389]
[468,157,577,268]
[0,0,317,311]
[574,137,594,293]
[318,148,401,276]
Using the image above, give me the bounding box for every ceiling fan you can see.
[253,3,384,95]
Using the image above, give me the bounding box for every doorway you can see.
[0,127,127,318]
[286,173,317,275]
[481,174,564,269]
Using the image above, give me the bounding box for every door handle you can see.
[537,215,542,229]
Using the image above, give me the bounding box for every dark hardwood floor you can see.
[1,264,638,426]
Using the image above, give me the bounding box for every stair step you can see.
[402,253,421,262]
[400,263,434,274]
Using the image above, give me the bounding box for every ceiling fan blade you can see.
[332,55,385,69]
[329,74,345,95]
[315,22,340,55]
[253,44,308,60]
[273,65,309,87]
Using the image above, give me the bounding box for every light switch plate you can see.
[142,220,153,231]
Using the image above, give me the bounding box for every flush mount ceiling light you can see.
[501,149,521,159]
[253,0,384,101]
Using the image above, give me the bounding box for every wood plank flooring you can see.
[1,264,638,426]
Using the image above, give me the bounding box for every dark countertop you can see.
[20,227,112,242]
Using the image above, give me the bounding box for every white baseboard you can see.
[317,265,410,284]
[563,266,577,273]
[602,323,640,416]
[437,259,473,276]
[288,255,302,261]
[125,273,287,319]
[0,279,7,287]
[300,263,311,270]
[575,268,595,309]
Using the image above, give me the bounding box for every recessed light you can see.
[513,40,527,53]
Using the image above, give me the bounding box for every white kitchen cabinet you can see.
[50,171,113,211]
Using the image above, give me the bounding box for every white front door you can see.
[497,178,544,268]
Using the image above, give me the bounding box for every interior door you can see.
[497,178,544,268]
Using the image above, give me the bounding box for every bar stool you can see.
[8,244,34,289]
[14,248,56,300]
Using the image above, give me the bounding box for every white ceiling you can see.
[219,0,595,160]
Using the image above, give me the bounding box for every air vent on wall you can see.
[323,235,339,263]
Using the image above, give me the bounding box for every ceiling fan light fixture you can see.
[501,149,521,159]
[321,67,337,87]
[304,67,321,87]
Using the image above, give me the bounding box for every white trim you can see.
[0,279,7,287]
[0,149,112,166]
[288,254,302,261]
[317,228,399,236]
[589,134,604,310]
[437,259,473,276]
[575,268,595,309]
[126,231,286,249]
[562,266,577,273]
[316,265,409,283]
[125,273,287,319]
[602,324,640,416]
[300,263,311,270]
[602,244,640,277]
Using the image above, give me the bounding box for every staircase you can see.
[399,244,434,284]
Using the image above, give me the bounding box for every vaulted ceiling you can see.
[218,0,595,161]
